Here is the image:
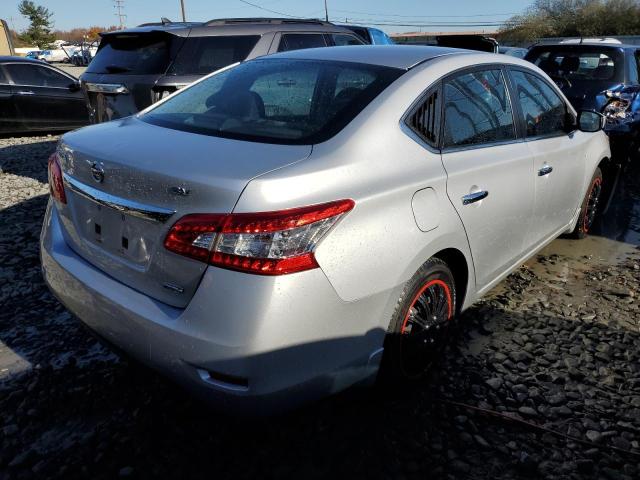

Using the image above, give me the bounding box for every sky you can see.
[3,0,533,34]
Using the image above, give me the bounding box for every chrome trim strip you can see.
[84,82,129,94]
[63,174,175,223]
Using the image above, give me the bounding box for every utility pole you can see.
[180,0,186,22]
[324,0,328,22]
[114,0,127,30]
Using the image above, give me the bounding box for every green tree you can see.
[18,0,55,48]
[498,0,640,45]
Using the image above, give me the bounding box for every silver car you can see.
[41,46,610,411]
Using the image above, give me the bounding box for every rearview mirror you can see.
[578,110,605,133]
[68,81,81,92]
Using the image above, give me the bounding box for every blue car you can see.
[526,40,640,162]
[340,25,394,45]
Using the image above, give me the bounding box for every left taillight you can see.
[48,153,66,204]
[164,199,355,275]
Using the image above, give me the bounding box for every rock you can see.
[518,406,537,417]
[585,430,603,444]
[119,466,134,477]
[486,377,503,391]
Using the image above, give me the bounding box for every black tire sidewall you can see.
[381,258,457,381]
[573,167,603,239]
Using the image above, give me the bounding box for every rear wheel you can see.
[381,258,456,380]
[572,167,603,239]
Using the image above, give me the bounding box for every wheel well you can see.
[433,248,469,313]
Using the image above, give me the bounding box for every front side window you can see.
[443,69,515,148]
[167,36,260,76]
[5,64,70,87]
[142,59,403,144]
[510,70,567,138]
[277,34,327,52]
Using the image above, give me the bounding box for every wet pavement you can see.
[1,136,639,479]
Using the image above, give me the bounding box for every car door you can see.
[507,68,587,242]
[5,63,87,131]
[0,64,19,133]
[440,67,535,290]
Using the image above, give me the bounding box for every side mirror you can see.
[68,81,81,92]
[578,110,605,132]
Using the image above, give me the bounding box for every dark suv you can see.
[525,41,640,161]
[80,18,364,123]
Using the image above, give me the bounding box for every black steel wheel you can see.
[381,258,456,380]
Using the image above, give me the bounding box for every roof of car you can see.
[103,18,358,38]
[268,45,471,69]
[0,55,45,64]
[530,42,639,50]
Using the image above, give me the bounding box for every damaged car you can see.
[525,40,640,163]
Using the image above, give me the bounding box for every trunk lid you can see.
[57,117,312,308]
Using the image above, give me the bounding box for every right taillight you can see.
[47,152,66,204]
[164,199,355,275]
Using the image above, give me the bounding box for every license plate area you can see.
[75,199,156,265]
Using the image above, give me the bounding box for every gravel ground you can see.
[1,135,640,479]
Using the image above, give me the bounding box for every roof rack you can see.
[137,18,203,27]
[204,17,333,27]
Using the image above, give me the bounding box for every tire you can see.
[380,258,457,381]
[572,167,603,239]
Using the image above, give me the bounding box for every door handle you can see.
[16,90,35,95]
[462,190,489,205]
[538,165,553,176]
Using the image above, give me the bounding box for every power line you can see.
[236,0,301,18]
[114,0,127,29]
[331,9,519,18]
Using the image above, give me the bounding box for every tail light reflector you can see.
[48,153,67,204]
[164,199,355,275]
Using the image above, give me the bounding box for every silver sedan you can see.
[41,46,610,411]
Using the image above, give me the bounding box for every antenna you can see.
[114,0,127,29]
[324,0,329,22]
[180,0,187,22]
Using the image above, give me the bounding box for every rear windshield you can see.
[167,35,260,76]
[141,59,404,145]
[527,47,624,82]
[87,32,173,75]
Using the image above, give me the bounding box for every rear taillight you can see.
[48,153,66,204]
[164,199,355,275]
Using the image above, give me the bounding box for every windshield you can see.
[528,47,624,82]
[87,32,174,75]
[142,59,404,145]
[167,35,260,75]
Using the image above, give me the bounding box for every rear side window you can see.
[278,34,327,52]
[0,66,7,83]
[527,47,624,82]
[142,59,403,144]
[510,70,567,138]
[443,69,515,148]
[407,90,439,148]
[167,36,260,75]
[330,34,363,46]
[87,33,172,74]
[5,64,70,87]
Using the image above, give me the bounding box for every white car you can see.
[41,46,609,411]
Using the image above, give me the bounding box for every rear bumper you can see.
[40,201,392,413]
